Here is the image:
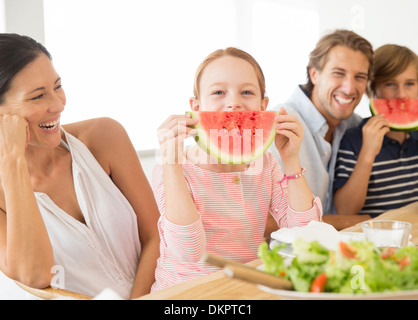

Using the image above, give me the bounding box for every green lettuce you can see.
[259,238,418,294]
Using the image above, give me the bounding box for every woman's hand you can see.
[274,108,304,166]
[0,114,29,167]
[157,114,197,165]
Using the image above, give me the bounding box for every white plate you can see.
[256,263,418,299]
[258,284,418,300]
[270,232,413,259]
[270,232,366,259]
[339,231,367,241]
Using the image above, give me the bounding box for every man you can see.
[269,29,374,230]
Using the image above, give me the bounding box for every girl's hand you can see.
[274,108,304,164]
[361,115,390,161]
[157,114,197,165]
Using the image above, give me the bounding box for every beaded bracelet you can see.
[282,167,306,181]
[275,168,306,213]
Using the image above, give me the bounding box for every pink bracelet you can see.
[282,168,306,181]
[274,168,306,213]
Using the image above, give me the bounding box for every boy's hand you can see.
[361,115,390,161]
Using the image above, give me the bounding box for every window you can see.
[43,0,320,151]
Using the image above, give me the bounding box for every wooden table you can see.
[139,259,277,300]
[138,202,418,300]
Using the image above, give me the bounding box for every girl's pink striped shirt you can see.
[151,151,322,292]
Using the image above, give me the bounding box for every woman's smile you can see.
[37,116,60,132]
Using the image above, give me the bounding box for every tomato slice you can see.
[400,256,411,270]
[380,247,397,259]
[339,241,357,259]
[310,273,327,293]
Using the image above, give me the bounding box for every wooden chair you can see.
[14,281,92,300]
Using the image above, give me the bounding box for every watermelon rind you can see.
[187,111,278,164]
[370,99,418,132]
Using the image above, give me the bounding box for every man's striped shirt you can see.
[334,118,418,218]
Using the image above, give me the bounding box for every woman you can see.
[0,33,160,299]
[334,44,418,217]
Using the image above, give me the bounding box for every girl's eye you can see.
[55,84,63,90]
[212,90,224,95]
[406,81,417,87]
[242,90,253,95]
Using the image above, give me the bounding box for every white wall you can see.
[4,0,418,50]
[317,0,418,52]
[4,0,44,42]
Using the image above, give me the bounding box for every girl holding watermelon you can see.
[334,44,418,217]
[152,47,322,291]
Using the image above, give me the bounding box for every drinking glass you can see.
[361,220,412,249]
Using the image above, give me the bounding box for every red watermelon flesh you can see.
[370,99,418,131]
[188,111,278,164]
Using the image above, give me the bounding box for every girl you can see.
[334,44,418,217]
[152,47,322,291]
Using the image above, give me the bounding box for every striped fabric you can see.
[334,118,418,217]
[151,151,322,292]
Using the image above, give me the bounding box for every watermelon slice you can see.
[370,99,418,131]
[187,111,278,164]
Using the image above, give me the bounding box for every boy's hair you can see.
[193,47,266,99]
[368,44,418,97]
[302,29,373,96]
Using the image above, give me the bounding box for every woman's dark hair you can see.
[0,33,51,104]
